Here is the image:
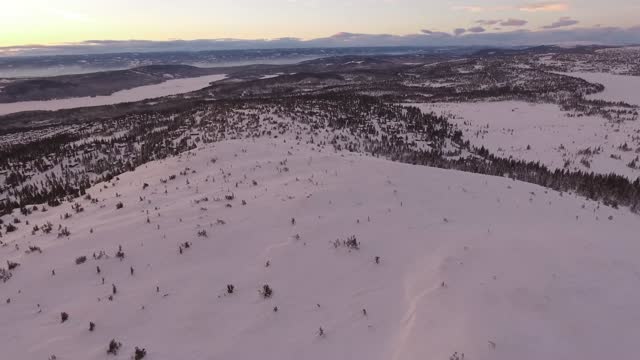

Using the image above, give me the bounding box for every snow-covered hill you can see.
[2,137,639,360]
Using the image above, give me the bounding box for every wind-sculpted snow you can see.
[1,138,639,360]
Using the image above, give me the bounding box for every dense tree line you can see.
[1,93,638,217]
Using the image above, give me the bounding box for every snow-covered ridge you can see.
[1,137,639,360]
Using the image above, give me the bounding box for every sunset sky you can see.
[1,0,639,52]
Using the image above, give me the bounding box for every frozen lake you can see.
[566,72,640,106]
[0,74,226,116]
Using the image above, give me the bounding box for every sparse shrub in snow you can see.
[197,230,207,237]
[345,235,359,250]
[58,227,71,237]
[60,312,69,323]
[449,352,465,360]
[72,203,84,213]
[227,284,235,294]
[5,223,17,233]
[332,235,360,250]
[89,322,95,331]
[7,261,19,270]
[27,245,42,254]
[375,256,380,264]
[261,284,273,299]
[0,268,12,283]
[179,242,191,253]
[134,347,147,360]
[42,222,53,234]
[116,245,125,260]
[75,256,87,265]
[107,339,122,355]
[116,202,124,210]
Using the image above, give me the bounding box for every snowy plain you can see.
[1,137,639,360]
[423,101,640,179]
[419,71,640,180]
[0,74,226,116]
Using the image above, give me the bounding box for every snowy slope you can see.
[2,137,640,360]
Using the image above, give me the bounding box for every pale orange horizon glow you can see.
[0,0,637,47]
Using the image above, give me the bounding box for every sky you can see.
[1,0,639,55]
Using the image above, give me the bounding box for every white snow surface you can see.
[2,137,639,360]
[0,74,226,116]
[424,101,640,179]
[565,72,640,106]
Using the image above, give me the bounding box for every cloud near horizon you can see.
[519,2,570,12]
[501,18,529,27]
[454,1,569,13]
[476,18,529,27]
[1,25,640,57]
[543,17,580,29]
